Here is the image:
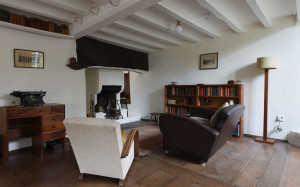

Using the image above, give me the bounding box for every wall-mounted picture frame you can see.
[14,49,44,69]
[200,52,218,70]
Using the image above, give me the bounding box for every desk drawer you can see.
[43,122,64,132]
[43,130,65,141]
[43,114,65,123]
[51,105,65,114]
[7,106,51,119]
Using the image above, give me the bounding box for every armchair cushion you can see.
[190,117,210,127]
[210,102,230,124]
[191,107,216,119]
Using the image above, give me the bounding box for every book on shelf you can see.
[48,21,57,32]
[56,24,68,35]
[0,9,10,23]
[10,13,27,26]
[198,86,238,97]
[167,106,190,115]
[167,99,176,104]
[30,17,49,31]
[167,98,192,105]
[166,86,195,96]
[232,123,239,137]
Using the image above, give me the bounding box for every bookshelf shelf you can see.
[0,21,74,39]
[166,104,195,107]
[198,96,239,99]
[166,95,196,97]
[165,84,244,137]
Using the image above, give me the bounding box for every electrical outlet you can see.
[276,115,284,122]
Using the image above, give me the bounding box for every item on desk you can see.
[10,91,46,106]
[170,82,177,85]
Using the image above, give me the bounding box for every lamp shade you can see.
[257,57,278,69]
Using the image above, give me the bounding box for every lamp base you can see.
[254,136,276,144]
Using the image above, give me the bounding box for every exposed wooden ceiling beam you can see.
[0,0,75,23]
[38,0,90,15]
[99,26,167,49]
[131,11,200,43]
[114,19,182,45]
[89,32,154,52]
[156,0,220,38]
[196,0,244,33]
[296,0,300,22]
[91,0,109,6]
[245,0,272,28]
[69,0,162,39]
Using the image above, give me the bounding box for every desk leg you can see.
[2,137,9,164]
[32,117,43,156]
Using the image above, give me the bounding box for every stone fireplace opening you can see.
[95,85,123,119]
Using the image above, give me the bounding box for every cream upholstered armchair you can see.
[63,117,139,186]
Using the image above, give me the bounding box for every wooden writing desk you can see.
[0,104,65,164]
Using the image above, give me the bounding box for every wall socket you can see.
[276,115,284,122]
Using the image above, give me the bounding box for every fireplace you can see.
[95,85,123,119]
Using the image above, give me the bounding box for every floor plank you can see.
[279,145,300,187]
[256,142,289,187]
[233,143,276,187]
[138,156,229,187]
[196,137,262,184]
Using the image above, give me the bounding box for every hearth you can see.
[95,85,123,120]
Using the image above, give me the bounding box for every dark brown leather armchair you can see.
[159,104,245,164]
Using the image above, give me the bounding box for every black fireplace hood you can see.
[100,86,122,93]
[76,37,149,71]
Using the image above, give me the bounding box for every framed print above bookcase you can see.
[200,52,218,70]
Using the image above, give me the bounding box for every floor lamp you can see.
[254,57,278,144]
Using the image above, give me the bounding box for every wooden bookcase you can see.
[164,84,244,137]
[165,85,197,116]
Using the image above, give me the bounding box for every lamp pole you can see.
[254,57,278,144]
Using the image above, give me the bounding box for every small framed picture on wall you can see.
[14,49,44,69]
[200,52,218,70]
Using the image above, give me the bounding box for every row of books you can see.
[232,123,239,137]
[167,98,192,105]
[197,86,238,97]
[0,9,68,35]
[166,87,196,96]
[167,106,191,116]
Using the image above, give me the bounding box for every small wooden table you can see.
[150,113,162,122]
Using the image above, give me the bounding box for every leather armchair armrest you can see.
[121,129,139,158]
[191,107,216,119]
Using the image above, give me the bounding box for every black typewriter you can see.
[10,91,46,106]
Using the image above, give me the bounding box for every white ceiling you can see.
[0,0,298,52]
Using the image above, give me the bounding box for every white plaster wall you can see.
[97,69,124,93]
[129,16,300,140]
[0,26,86,150]
[85,68,124,115]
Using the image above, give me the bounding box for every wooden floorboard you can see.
[0,125,300,187]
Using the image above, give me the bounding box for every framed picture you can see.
[200,53,218,70]
[14,49,44,69]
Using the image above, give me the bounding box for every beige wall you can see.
[129,16,300,140]
[0,26,86,150]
